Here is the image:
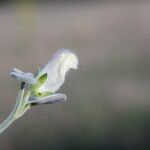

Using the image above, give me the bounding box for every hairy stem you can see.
[0,82,27,134]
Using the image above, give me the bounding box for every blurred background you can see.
[0,0,150,149]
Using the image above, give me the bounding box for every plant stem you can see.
[0,82,26,134]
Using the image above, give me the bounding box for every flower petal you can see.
[36,49,79,93]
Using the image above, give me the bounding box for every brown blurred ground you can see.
[0,1,150,150]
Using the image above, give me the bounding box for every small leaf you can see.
[10,69,36,84]
[28,93,67,106]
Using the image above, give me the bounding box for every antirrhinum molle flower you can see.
[31,49,79,99]
[0,49,79,134]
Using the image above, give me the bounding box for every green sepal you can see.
[31,73,48,92]
[30,73,53,98]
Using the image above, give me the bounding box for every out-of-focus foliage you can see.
[0,1,150,150]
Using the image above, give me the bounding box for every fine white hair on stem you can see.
[36,49,79,93]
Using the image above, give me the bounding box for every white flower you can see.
[1,49,79,134]
[31,49,79,98]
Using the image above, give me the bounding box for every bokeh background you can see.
[0,0,150,149]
